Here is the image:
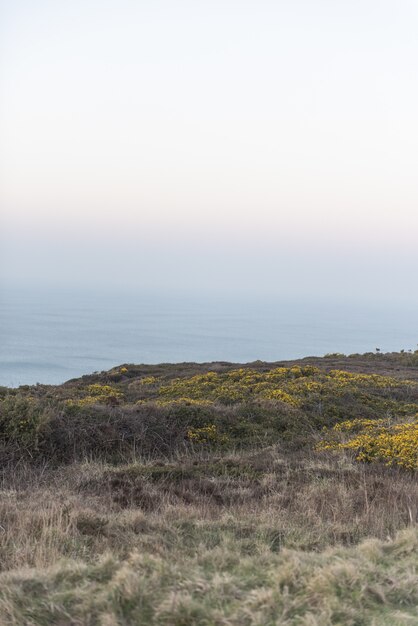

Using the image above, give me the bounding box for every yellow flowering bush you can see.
[156,397,213,407]
[327,370,402,388]
[136,397,213,407]
[317,417,418,469]
[187,424,229,445]
[157,367,319,405]
[0,395,46,445]
[138,376,158,385]
[332,418,387,432]
[157,367,418,418]
[66,384,122,407]
[260,389,300,406]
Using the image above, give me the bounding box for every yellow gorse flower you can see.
[317,417,418,469]
[157,367,417,412]
[65,384,122,407]
[187,424,228,444]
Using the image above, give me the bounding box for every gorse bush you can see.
[187,423,229,445]
[158,366,418,417]
[317,417,418,469]
[65,383,123,408]
[158,366,321,404]
[0,395,46,446]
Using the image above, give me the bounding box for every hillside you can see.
[0,352,417,625]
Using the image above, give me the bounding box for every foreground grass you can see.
[1,527,417,626]
[0,448,417,625]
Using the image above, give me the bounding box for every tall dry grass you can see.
[0,448,416,569]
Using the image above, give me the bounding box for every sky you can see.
[1,0,417,301]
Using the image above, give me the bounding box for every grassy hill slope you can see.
[0,352,417,625]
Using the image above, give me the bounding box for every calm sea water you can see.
[0,287,417,387]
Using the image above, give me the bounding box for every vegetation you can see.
[0,352,417,624]
[318,418,418,469]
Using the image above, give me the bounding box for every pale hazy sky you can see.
[1,1,417,300]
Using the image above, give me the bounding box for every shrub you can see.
[317,417,418,469]
[187,424,229,445]
[0,395,48,447]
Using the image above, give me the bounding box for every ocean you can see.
[0,287,417,387]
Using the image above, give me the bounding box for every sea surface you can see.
[0,287,417,387]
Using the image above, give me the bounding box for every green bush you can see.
[0,395,47,447]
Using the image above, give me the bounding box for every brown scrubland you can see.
[0,351,417,625]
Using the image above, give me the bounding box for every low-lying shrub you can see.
[317,417,418,469]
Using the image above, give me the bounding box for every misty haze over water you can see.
[0,287,417,387]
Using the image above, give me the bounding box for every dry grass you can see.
[0,519,417,625]
[0,448,417,624]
